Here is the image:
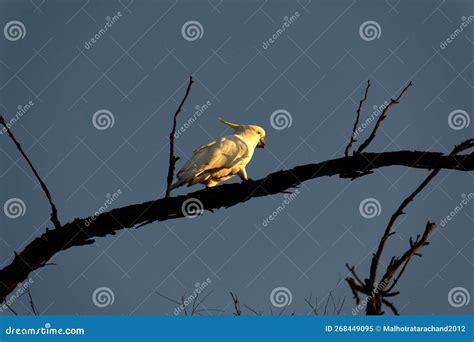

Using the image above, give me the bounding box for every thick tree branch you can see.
[165,76,194,197]
[0,147,473,303]
[0,115,61,229]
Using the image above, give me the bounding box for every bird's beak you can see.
[219,117,240,131]
[257,136,266,148]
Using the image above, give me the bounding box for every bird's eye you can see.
[257,131,261,135]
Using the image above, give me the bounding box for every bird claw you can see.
[242,178,255,184]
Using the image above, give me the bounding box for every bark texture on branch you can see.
[0,149,473,302]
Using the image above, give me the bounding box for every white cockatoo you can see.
[170,118,266,189]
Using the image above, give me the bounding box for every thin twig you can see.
[357,81,413,153]
[323,292,331,315]
[229,292,241,316]
[345,263,364,286]
[191,293,199,315]
[345,80,370,156]
[0,115,61,229]
[345,277,363,304]
[5,303,18,315]
[336,296,346,315]
[382,298,399,315]
[156,290,218,316]
[193,289,214,311]
[304,293,319,315]
[155,291,182,306]
[26,288,38,315]
[165,76,194,197]
[243,304,261,316]
[181,295,187,316]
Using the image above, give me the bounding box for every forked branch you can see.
[357,81,413,153]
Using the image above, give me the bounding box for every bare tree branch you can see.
[382,298,399,315]
[165,76,194,197]
[357,81,413,153]
[380,221,436,293]
[155,291,182,306]
[230,292,241,316]
[304,293,319,315]
[5,303,18,315]
[155,290,220,316]
[346,139,474,315]
[368,140,473,292]
[345,80,370,157]
[0,145,473,303]
[26,288,38,316]
[0,115,61,229]
[243,304,262,316]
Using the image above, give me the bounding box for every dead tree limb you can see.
[357,81,413,153]
[346,139,474,315]
[230,292,241,316]
[345,79,370,157]
[0,146,473,303]
[165,76,194,197]
[26,288,38,315]
[0,115,61,229]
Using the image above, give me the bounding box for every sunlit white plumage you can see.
[171,118,266,189]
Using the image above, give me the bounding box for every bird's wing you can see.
[177,135,249,181]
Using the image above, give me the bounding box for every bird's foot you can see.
[241,178,255,184]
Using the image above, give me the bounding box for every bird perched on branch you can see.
[170,118,266,189]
